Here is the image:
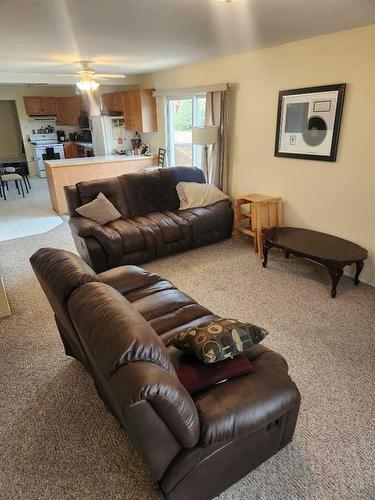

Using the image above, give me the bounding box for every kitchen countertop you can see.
[45,154,154,168]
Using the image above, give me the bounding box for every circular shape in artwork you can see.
[302,116,327,146]
[202,340,223,362]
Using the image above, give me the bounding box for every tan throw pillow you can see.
[176,182,229,210]
[76,192,121,225]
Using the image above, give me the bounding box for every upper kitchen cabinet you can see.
[102,89,157,132]
[41,96,57,115]
[65,96,84,126]
[24,96,57,116]
[55,96,86,126]
[55,97,67,125]
[102,91,124,115]
[24,94,86,124]
[139,89,157,133]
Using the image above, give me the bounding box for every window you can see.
[167,94,206,167]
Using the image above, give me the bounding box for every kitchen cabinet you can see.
[55,96,86,126]
[23,94,86,123]
[101,89,157,132]
[55,97,67,125]
[102,91,124,115]
[24,97,43,115]
[24,96,57,116]
[65,96,83,126]
[139,89,157,133]
[63,142,79,159]
[40,96,57,115]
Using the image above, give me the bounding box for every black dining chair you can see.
[157,148,167,167]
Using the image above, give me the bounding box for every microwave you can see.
[79,114,90,128]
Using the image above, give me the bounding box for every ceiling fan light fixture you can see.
[76,75,99,92]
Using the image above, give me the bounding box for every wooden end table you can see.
[234,194,283,258]
[262,227,368,298]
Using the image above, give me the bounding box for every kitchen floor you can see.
[0,177,64,241]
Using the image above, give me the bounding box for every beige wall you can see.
[0,100,23,158]
[141,25,375,286]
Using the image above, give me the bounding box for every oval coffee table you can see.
[262,227,368,298]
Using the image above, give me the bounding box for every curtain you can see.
[204,90,229,193]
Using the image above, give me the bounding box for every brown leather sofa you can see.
[30,248,301,500]
[64,167,234,272]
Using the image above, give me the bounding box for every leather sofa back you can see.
[68,282,176,376]
[68,282,200,448]
[30,248,101,334]
[64,166,206,217]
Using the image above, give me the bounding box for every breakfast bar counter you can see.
[45,155,155,214]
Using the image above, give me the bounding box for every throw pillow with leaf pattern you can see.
[172,318,268,363]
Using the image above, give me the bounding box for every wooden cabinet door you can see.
[63,142,79,159]
[123,90,142,131]
[102,92,123,115]
[40,96,57,115]
[65,96,82,125]
[140,89,157,132]
[23,96,43,116]
[55,97,67,125]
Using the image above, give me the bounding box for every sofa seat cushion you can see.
[129,212,191,246]
[139,212,190,244]
[174,200,233,243]
[193,345,300,447]
[99,264,214,338]
[106,219,155,257]
[128,286,211,337]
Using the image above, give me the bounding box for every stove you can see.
[30,133,65,178]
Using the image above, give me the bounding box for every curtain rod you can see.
[153,83,228,98]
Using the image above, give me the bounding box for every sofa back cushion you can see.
[30,248,101,334]
[76,177,130,218]
[68,282,200,451]
[158,167,206,210]
[68,282,176,377]
[65,167,206,220]
[120,172,173,216]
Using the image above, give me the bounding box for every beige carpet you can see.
[1,222,374,500]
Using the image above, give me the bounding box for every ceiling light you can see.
[76,76,99,93]
[220,0,235,3]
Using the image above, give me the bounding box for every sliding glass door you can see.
[167,94,206,167]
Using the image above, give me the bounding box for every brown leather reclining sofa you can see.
[31,247,301,500]
[64,167,234,272]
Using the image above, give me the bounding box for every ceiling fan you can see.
[63,60,126,92]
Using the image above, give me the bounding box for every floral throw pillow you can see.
[172,318,268,363]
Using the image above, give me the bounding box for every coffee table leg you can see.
[354,260,364,286]
[328,264,344,298]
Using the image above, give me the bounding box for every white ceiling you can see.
[0,0,375,85]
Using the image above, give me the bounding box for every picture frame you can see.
[274,83,346,162]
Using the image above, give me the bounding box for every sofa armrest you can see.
[69,216,101,238]
[69,217,123,268]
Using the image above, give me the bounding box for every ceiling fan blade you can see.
[95,73,126,79]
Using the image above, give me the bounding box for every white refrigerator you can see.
[91,116,128,156]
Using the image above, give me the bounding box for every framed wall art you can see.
[274,83,346,162]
